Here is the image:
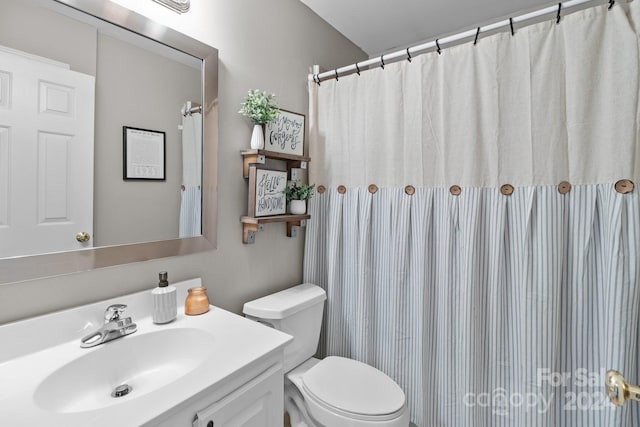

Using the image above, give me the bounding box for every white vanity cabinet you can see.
[152,362,284,427]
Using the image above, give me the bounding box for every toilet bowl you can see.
[243,283,409,427]
[286,357,409,427]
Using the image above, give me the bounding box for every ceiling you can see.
[300,0,561,56]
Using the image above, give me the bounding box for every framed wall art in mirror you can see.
[123,127,167,181]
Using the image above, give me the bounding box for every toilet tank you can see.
[243,283,326,373]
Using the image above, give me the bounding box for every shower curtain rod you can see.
[181,102,202,116]
[310,0,618,83]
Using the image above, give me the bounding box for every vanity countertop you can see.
[0,278,292,426]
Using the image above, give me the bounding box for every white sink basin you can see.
[0,278,292,427]
[34,328,215,413]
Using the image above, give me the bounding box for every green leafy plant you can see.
[238,89,280,124]
[283,180,315,202]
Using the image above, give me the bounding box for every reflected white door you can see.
[0,47,95,258]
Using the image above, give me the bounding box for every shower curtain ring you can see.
[334,69,339,81]
[406,48,412,62]
[355,62,361,75]
[556,3,562,24]
[436,39,441,55]
[608,0,615,9]
[474,27,481,45]
[314,74,321,86]
[509,18,515,36]
[380,55,385,69]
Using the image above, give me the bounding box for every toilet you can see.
[243,283,410,427]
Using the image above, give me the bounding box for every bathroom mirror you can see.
[0,0,218,283]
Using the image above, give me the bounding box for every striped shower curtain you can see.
[304,2,640,426]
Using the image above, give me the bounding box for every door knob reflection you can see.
[605,370,640,406]
[75,231,91,243]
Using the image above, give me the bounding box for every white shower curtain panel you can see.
[305,2,640,426]
[308,4,640,189]
[179,110,202,238]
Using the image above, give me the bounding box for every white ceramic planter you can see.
[289,200,306,215]
[250,124,264,149]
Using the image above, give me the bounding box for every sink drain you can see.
[111,383,133,398]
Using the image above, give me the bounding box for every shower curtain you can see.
[179,106,202,238]
[304,3,640,426]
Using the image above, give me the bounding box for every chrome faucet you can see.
[80,304,137,348]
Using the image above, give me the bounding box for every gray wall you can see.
[0,0,97,75]
[94,34,201,246]
[0,0,366,324]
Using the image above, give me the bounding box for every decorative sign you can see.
[123,126,166,180]
[248,168,287,217]
[264,110,305,156]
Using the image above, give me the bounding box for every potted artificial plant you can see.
[238,89,279,149]
[283,180,315,215]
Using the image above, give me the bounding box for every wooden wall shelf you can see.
[240,149,311,243]
[241,149,310,178]
[240,215,310,244]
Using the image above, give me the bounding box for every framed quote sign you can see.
[123,126,166,180]
[248,167,287,217]
[264,110,305,156]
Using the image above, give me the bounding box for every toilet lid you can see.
[301,356,405,417]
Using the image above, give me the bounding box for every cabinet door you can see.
[193,365,283,427]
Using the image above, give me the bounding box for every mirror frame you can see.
[0,0,218,284]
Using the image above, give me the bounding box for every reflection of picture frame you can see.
[123,126,166,180]
[264,110,305,156]
[248,167,287,217]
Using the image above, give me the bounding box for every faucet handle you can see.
[105,304,127,322]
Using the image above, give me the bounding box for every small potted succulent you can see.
[283,180,315,215]
[238,89,279,149]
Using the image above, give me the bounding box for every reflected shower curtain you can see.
[179,107,202,238]
[304,3,640,426]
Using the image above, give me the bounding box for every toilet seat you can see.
[300,356,406,422]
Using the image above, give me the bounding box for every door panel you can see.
[37,131,71,223]
[0,47,94,257]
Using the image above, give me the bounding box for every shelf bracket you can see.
[287,219,307,238]
[242,223,259,244]
[242,153,266,178]
[289,160,308,170]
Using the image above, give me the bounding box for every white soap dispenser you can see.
[152,271,177,324]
